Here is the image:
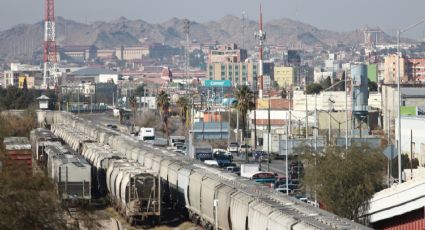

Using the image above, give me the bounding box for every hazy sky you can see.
[1,0,425,39]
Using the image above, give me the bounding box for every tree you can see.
[301,145,386,221]
[176,96,189,135]
[233,85,255,161]
[0,112,67,230]
[22,77,28,92]
[368,81,378,92]
[0,165,68,230]
[305,83,323,94]
[134,84,146,97]
[156,91,171,138]
[129,96,138,130]
[280,88,288,99]
[333,71,346,91]
[320,76,332,90]
[391,153,420,178]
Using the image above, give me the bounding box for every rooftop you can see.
[70,67,118,76]
[3,137,31,150]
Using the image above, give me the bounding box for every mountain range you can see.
[0,15,398,62]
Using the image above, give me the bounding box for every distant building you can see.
[3,63,42,88]
[18,76,35,89]
[149,43,182,59]
[207,62,257,87]
[381,85,425,134]
[67,67,121,84]
[115,46,149,61]
[274,66,295,87]
[383,54,408,84]
[286,50,301,67]
[60,45,97,63]
[96,49,116,60]
[208,44,247,63]
[407,58,425,83]
[161,67,172,82]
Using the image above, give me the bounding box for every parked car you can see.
[278,183,298,191]
[252,150,268,161]
[227,142,239,153]
[213,149,233,161]
[238,144,251,154]
[225,166,240,174]
[106,124,117,129]
[275,187,293,194]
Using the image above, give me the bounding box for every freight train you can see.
[37,111,371,229]
[30,128,91,201]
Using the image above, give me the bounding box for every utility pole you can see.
[314,94,317,151]
[328,107,332,145]
[236,110,239,143]
[227,97,231,146]
[285,112,289,196]
[184,19,190,94]
[267,95,271,171]
[345,72,349,151]
[411,129,413,180]
[254,92,257,149]
[305,91,309,139]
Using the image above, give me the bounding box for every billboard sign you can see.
[204,80,232,88]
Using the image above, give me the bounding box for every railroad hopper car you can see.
[49,111,372,230]
[30,128,92,201]
[30,128,62,166]
[53,124,161,225]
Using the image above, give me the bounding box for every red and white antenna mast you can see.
[43,0,58,89]
[255,4,266,98]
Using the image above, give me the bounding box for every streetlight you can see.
[397,18,425,184]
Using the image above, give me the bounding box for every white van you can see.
[139,128,155,141]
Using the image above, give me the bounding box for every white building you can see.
[395,116,425,166]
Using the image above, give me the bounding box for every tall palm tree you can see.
[176,96,189,135]
[233,85,255,161]
[156,90,171,138]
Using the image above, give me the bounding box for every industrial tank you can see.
[351,64,369,116]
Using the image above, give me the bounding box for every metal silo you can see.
[351,64,369,116]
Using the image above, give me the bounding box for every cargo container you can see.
[240,164,260,178]
[3,137,32,169]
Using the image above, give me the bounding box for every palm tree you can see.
[176,96,189,135]
[233,85,255,161]
[156,90,171,138]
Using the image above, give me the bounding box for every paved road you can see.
[81,112,293,178]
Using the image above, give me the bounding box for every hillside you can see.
[0,15,397,61]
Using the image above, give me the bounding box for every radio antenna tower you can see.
[43,0,58,89]
[255,4,266,98]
